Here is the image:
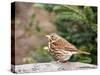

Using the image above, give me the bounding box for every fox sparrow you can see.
[46,33,90,62]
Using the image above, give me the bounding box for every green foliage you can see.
[69,55,92,63]
[32,46,53,63]
[56,12,86,23]
[53,5,97,65]
[32,3,97,64]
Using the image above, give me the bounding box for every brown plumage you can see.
[46,33,90,62]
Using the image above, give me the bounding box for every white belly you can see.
[63,51,72,61]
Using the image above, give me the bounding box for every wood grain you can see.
[11,62,97,73]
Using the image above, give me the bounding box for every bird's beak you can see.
[45,35,50,39]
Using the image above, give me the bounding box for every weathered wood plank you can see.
[11,62,97,73]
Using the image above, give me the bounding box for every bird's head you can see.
[46,33,60,42]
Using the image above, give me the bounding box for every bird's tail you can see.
[78,50,90,55]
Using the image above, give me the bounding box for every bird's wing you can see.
[62,39,79,51]
[52,39,78,51]
[56,38,90,54]
[65,47,78,52]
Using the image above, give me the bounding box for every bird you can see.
[46,33,90,63]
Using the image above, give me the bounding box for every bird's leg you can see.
[56,60,68,64]
[55,60,62,64]
[56,60,60,63]
[61,61,68,63]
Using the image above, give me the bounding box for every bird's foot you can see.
[56,60,68,63]
[61,61,68,63]
[56,60,60,63]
